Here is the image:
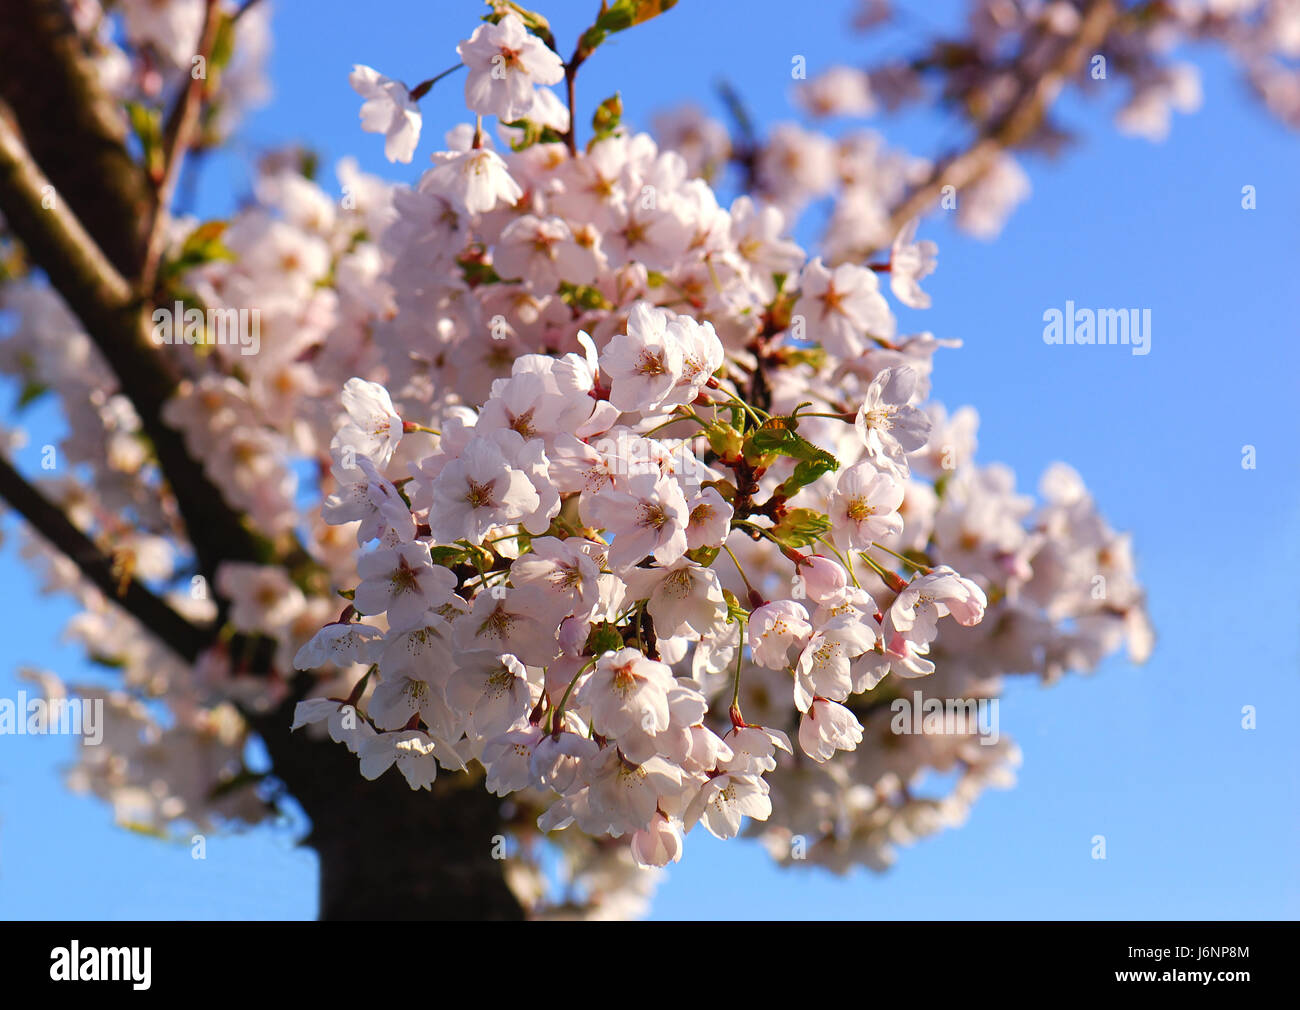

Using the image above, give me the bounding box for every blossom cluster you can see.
[277,9,1151,882]
[0,1,1157,916]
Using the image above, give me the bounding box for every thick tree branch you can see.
[0,454,210,661]
[0,0,152,276]
[0,104,266,582]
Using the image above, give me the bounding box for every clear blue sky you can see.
[2,0,1297,920]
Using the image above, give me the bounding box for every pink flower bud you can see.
[799,555,848,602]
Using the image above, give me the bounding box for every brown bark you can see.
[0,0,152,276]
[0,0,521,920]
[251,694,525,921]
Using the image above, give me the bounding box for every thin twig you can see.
[139,0,224,296]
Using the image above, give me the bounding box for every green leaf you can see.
[704,423,744,461]
[459,257,503,286]
[612,0,679,29]
[126,101,161,146]
[744,416,837,468]
[299,148,320,182]
[126,101,163,177]
[775,456,839,498]
[501,118,566,151]
[770,508,831,548]
[778,346,828,370]
[120,821,171,840]
[163,220,235,281]
[577,0,679,60]
[559,282,613,311]
[209,11,237,74]
[429,545,468,568]
[686,544,720,567]
[208,768,266,800]
[16,380,48,409]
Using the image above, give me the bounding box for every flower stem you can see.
[730,616,746,718]
[551,657,597,734]
[723,542,755,597]
[409,62,464,101]
[815,535,861,588]
[868,541,931,573]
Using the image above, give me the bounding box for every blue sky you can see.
[1,0,1297,919]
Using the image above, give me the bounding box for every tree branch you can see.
[878,0,1120,249]
[0,103,266,583]
[0,454,210,662]
[0,0,151,276]
[140,0,223,296]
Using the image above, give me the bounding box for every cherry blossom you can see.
[884,566,988,656]
[349,65,422,164]
[457,13,566,123]
[599,302,685,414]
[576,648,676,740]
[445,652,538,739]
[747,600,814,670]
[353,542,458,629]
[854,366,932,476]
[798,698,865,762]
[428,437,540,544]
[829,462,905,549]
[684,771,773,839]
[889,219,939,309]
[336,376,404,466]
[427,148,523,215]
[580,471,689,571]
[623,559,728,639]
[792,257,895,357]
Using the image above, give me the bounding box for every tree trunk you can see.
[0,0,526,923]
[250,700,525,921]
